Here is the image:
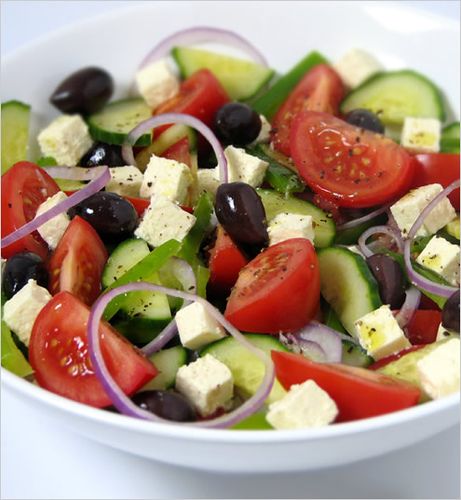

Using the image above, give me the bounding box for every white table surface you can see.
[1,2,460,499]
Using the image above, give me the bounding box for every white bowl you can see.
[2,1,460,473]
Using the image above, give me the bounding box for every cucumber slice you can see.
[342,339,373,368]
[231,412,273,430]
[318,247,382,336]
[1,320,33,377]
[444,216,460,241]
[87,98,152,146]
[112,316,171,346]
[201,334,288,404]
[340,70,445,125]
[143,345,187,391]
[257,188,335,248]
[172,46,274,101]
[441,122,460,153]
[1,100,31,173]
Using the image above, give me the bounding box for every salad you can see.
[1,27,460,430]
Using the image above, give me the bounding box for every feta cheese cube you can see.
[224,146,268,188]
[140,154,192,204]
[135,59,180,109]
[401,117,441,154]
[250,114,272,145]
[175,302,226,350]
[34,192,70,250]
[416,236,460,286]
[197,168,220,200]
[436,322,459,342]
[266,380,338,430]
[3,279,52,346]
[333,49,383,88]
[268,212,314,246]
[416,338,460,399]
[134,195,196,247]
[175,354,233,416]
[390,184,456,237]
[106,166,143,198]
[38,115,93,166]
[354,305,411,360]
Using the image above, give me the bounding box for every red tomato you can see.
[161,136,192,167]
[369,345,425,371]
[48,216,108,305]
[123,196,150,217]
[272,351,421,422]
[224,239,320,333]
[290,112,415,208]
[405,310,441,345]
[1,162,60,259]
[29,291,157,408]
[272,64,344,156]
[412,153,460,210]
[208,226,249,293]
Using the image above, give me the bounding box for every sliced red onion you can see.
[139,26,268,70]
[122,113,228,183]
[88,282,275,428]
[337,205,389,231]
[1,166,109,250]
[358,224,404,258]
[403,180,460,298]
[298,321,343,363]
[43,166,100,181]
[279,333,326,362]
[395,286,421,329]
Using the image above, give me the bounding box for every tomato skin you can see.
[290,111,415,208]
[161,136,192,166]
[30,291,157,408]
[48,216,108,305]
[405,310,441,345]
[369,345,425,371]
[123,196,150,217]
[272,351,421,422]
[272,64,344,156]
[1,162,60,259]
[224,239,320,333]
[412,154,460,210]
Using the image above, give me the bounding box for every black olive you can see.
[345,109,385,134]
[213,103,261,146]
[442,290,460,333]
[79,142,124,167]
[50,67,113,115]
[215,182,268,250]
[67,192,137,242]
[2,252,48,299]
[366,254,406,309]
[131,390,196,422]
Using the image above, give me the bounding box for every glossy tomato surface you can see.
[405,309,441,345]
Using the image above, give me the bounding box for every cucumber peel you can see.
[1,100,31,173]
[441,122,460,153]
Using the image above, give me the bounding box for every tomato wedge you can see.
[30,291,157,408]
[272,351,421,422]
[161,136,192,167]
[48,216,108,305]
[225,239,320,333]
[272,64,344,156]
[405,309,441,345]
[1,161,60,259]
[290,111,415,208]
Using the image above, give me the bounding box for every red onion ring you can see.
[337,205,389,231]
[1,166,109,250]
[122,113,228,183]
[403,180,460,299]
[358,225,404,258]
[138,26,268,70]
[279,333,327,362]
[88,282,275,428]
[394,286,421,329]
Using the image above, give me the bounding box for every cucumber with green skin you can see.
[142,346,187,390]
[440,122,460,153]
[1,100,31,173]
[342,339,374,368]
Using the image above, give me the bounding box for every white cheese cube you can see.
[390,184,456,237]
[436,323,459,342]
[106,166,143,198]
[175,302,226,350]
[134,195,196,247]
[197,168,220,200]
[224,146,269,188]
[34,192,70,250]
[135,59,180,109]
[266,380,338,430]
[416,236,460,286]
[140,154,192,204]
[416,338,460,399]
[268,212,315,246]
[333,49,383,88]
[3,279,52,346]
[401,117,441,154]
[354,305,411,360]
[250,114,272,145]
[175,354,233,416]
[38,115,93,166]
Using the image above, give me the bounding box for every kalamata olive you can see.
[2,252,48,299]
[79,142,124,167]
[215,182,268,249]
[131,390,196,422]
[366,254,406,309]
[345,109,385,134]
[213,103,262,146]
[50,67,113,115]
[442,290,460,333]
[67,192,137,242]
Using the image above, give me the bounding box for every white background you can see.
[1,1,460,498]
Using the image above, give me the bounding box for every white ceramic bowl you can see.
[2,1,460,473]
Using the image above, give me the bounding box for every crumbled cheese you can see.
[416,236,460,286]
[196,168,221,200]
[224,146,268,188]
[106,166,144,198]
[34,192,70,250]
[250,114,272,145]
[401,117,441,154]
[267,212,315,246]
[436,322,459,342]
[333,49,382,88]
[135,59,180,109]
